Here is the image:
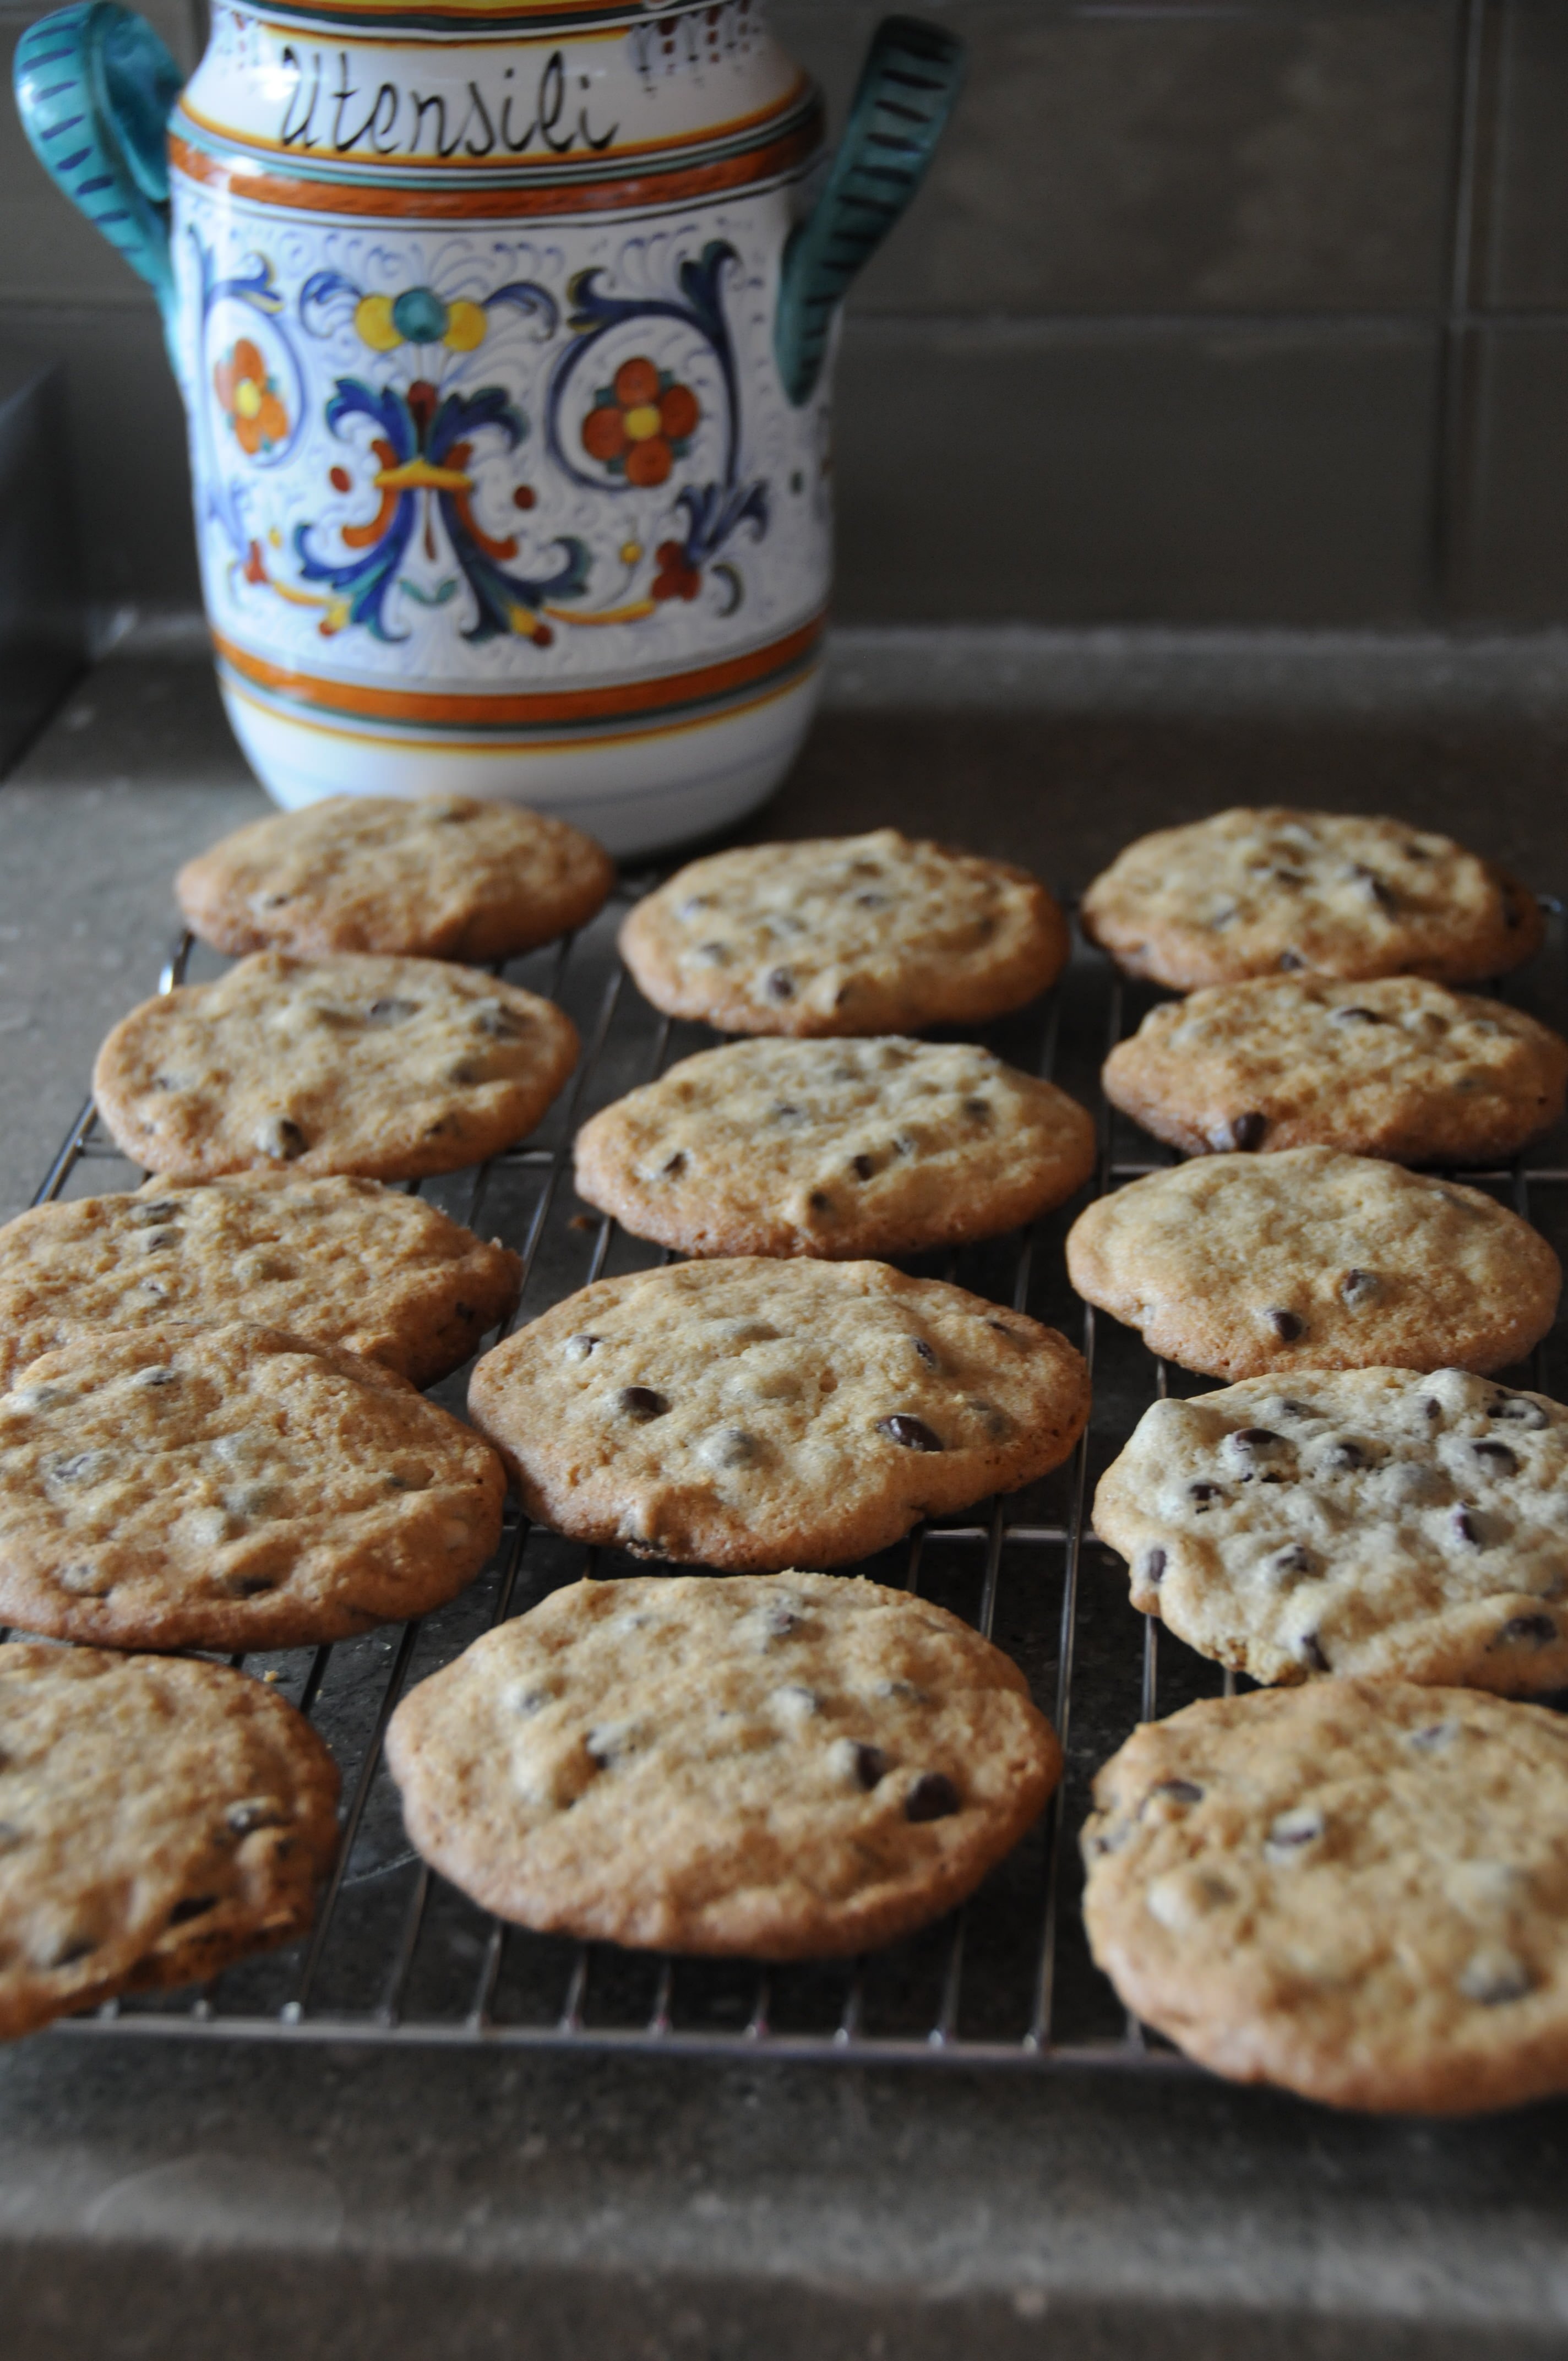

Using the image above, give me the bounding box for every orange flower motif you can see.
[581,356,700,489]
[214,339,289,458]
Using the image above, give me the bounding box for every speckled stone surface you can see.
[6,642,1568,2355]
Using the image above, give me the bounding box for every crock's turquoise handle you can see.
[775,14,965,410]
[14,1,183,324]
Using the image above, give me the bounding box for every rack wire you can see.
[22,889,1568,2069]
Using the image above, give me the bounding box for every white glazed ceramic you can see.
[17,1,962,851]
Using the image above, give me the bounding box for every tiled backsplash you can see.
[4,0,1566,623]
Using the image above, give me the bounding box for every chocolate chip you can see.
[1332,1005,1387,1026]
[806,1190,834,1216]
[1352,868,1398,913]
[1219,1112,1267,1152]
[905,1771,961,1822]
[618,1386,669,1421]
[1298,1632,1331,1672]
[660,1152,687,1179]
[1151,1778,1204,1806]
[986,1320,1023,1341]
[1233,1427,1283,1450]
[878,1414,942,1451]
[1321,1440,1367,1471]
[257,1116,307,1161]
[366,997,417,1026]
[765,967,796,1001]
[852,1154,875,1180]
[1271,1543,1316,1580]
[1278,951,1305,972]
[226,1799,286,1835]
[1453,1506,1483,1546]
[1496,1613,1556,1647]
[1473,1440,1519,1475]
[760,1606,801,1641]
[1492,1396,1549,1429]
[964,1098,992,1123]
[1188,1481,1223,1508]
[910,1338,938,1367]
[772,1103,804,1124]
[854,890,889,910]
[1141,1547,1167,1586]
[168,1893,219,1924]
[564,1334,600,1363]
[1460,1951,1533,2005]
[1275,1399,1313,1419]
[1266,1309,1305,1342]
[704,1427,758,1470]
[226,1573,278,1598]
[851,1744,890,1790]
[130,1200,181,1223]
[1265,1807,1324,1854]
[696,942,732,966]
[1340,1269,1380,1307]
[1423,1396,1442,1421]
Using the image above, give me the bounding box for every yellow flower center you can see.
[620,541,644,565]
[234,378,263,420]
[622,403,662,443]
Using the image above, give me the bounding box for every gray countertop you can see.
[5,644,1568,2358]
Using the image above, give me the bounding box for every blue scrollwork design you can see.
[189,232,306,564]
[546,240,769,580]
[293,374,590,644]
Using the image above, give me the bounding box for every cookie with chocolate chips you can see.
[1065,1146,1559,1379]
[618,830,1068,1036]
[385,1570,1060,1957]
[1081,808,1542,992]
[176,793,614,962]
[0,1323,505,1650]
[0,1174,520,1392]
[92,951,579,1183]
[0,1644,339,2041]
[1096,1368,1568,1690]
[573,1037,1096,1259]
[467,1258,1090,1568]
[1082,1678,1568,2112]
[1103,975,1568,1165]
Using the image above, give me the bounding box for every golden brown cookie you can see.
[0,1175,520,1392]
[0,1644,339,2042]
[1081,809,1542,991]
[573,1037,1096,1259]
[0,1323,505,1650]
[1081,1680,1568,2113]
[385,1570,1060,1958]
[176,793,615,961]
[1103,975,1568,1165]
[468,1258,1090,1569]
[92,952,579,1183]
[1065,1147,1559,1379]
[1094,1369,1568,1691]
[619,831,1068,1036]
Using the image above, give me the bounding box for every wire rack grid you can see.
[18,886,1568,2071]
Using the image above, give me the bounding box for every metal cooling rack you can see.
[21,889,1568,2070]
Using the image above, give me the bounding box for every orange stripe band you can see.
[169,102,819,217]
[213,614,825,734]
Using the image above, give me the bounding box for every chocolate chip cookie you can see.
[1065,1147,1559,1379]
[0,1323,505,1650]
[92,952,579,1183]
[0,1644,339,2041]
[468,1259,1090,1568]
[573,1038,1096,1259]
[1081,809,1542,991]
[619,831,1068,1036]
[1103,975,1568,1165]
[1081,1679,1568,2112]
[176,793,615,962]
[0,1174,520,1392]
[385,1570,1060,1958]
[1096,1368,1568,1690]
